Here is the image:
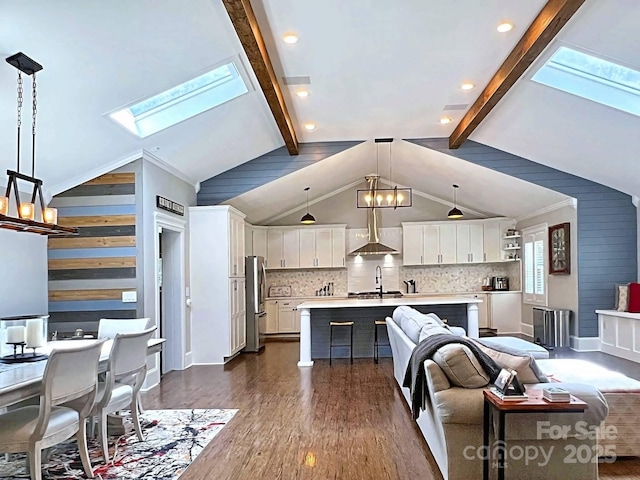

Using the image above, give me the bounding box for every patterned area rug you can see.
[0,408,237,479]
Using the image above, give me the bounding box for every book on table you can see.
[543,386,571,402]
[489,386,528,401]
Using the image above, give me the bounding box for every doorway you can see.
[154,213,187,374]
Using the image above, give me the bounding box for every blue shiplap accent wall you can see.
[197,141,363,205]
[408,138,637,338]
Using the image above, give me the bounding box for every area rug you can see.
[0,408,237,480]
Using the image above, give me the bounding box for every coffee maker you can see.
[492,276,509,291]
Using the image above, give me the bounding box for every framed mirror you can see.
[549,222,570,274]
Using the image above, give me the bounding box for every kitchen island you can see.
[296,296,482,367]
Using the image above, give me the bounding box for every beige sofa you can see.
[386,307,609,480]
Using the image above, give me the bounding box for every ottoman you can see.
[480,336,550,359]
[538,358,640,457]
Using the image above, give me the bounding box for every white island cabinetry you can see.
[190,205,247,365]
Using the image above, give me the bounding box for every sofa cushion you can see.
[418,323,453,343]
[425,359,451,393]
[432,344,490,388]
[395,307,448,344]
[471,338,549,384]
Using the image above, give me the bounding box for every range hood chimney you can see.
[349,175,399,256]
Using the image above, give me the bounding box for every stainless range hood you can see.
[349,175,399,256]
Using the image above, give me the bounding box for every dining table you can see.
[0,338,165,409]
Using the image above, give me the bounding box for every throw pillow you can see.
[628,283,640,313]
[616,283,630,312]
[432,344,490,388]
[470,338,548,384]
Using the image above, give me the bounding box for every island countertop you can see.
[298,295,482,309]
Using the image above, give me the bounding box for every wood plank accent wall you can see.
[47,172,138,335]
[409,138,637,338]
[197,141,362,205]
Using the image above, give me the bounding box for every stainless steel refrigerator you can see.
[244,256,266,352]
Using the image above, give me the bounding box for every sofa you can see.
[387,306,609,480]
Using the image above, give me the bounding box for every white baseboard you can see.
[183,351,193,369]
[570,335,601,352]
[520,323,533,338]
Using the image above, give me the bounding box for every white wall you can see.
[0,229,48,317]
[516,204,579,336]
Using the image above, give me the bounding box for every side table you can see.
[482,389,587,480]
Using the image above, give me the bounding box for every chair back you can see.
[109,326,157,381]
[43,339,105,406]
[97,317,151,339]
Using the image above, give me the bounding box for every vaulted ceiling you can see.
[1,0,638,218]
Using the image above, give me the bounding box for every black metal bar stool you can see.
[374,319,389,364]
[329,321,354,365]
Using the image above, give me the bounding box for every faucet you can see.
[375,265,383,298]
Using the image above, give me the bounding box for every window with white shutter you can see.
[523,225,547,305]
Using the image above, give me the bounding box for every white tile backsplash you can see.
[266,269,348,297]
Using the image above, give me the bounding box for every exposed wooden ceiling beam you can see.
[448,0,586,149]
[222,0,299,155]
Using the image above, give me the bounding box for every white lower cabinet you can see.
[489,292,522,334]
[230,278,246,354]
[474,293,490,328]
[265,300,279,334]
[278,300,299,333]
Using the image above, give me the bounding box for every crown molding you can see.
[515,197,577,222]
[142,150,199,191]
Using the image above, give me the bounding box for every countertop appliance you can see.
[492,276,509,291]
[244,256,266,352]
[403,280,416,294]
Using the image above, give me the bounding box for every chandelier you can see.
[356,138,412,209]
[0,53,77,236]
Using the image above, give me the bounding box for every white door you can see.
[315,228,333,267]
[490,292,522,333]
[299,229,316,268]
[456,224,471,263]
[283,229,300,268]
[438,225,457,264]
[266,229,283,269]
[403,225,425,265]
[469,224,484,263]
[331,228,346,267]
[483,221,501,263]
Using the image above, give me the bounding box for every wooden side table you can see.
[482,389,587,480]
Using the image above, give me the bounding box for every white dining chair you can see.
[97,317,151,339]
[91,326,156,462]
[0,340,105,480]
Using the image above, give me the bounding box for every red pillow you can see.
[628,283,640,313]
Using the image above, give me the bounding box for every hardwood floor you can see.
[142,342,639,480]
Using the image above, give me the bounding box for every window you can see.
[532,46,640,117]
[109,60,249,138]
[523,225,547,305]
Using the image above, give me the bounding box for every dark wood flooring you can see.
[142,342,640,480]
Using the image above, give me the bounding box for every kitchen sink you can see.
[348,291,403,299]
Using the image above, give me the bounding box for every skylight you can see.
[110,61,249,138]
[532,46,640,117]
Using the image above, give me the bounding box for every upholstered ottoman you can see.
[480,336,550,359]
[538,358,640,457]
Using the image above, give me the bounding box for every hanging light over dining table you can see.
[0,52,77,236]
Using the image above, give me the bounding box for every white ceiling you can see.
[0,0,637,219]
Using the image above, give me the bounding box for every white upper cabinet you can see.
[252,227,267,260]
[265,225,346,269]
[403,218,515,266]
[456,224,484,263]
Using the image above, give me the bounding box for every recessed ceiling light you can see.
[283,33,298,44]
[497,22,513,33]
[304,123,316,131]
[295,89,309,98]
[461,82,475,91]
[440,117,452,125]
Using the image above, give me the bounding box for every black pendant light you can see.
[447,184,464,219]
[300,186,316,224]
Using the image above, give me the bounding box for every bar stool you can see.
[373,319,389,364]
[329,321,354,365]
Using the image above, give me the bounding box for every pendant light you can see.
[0,52,77,236]
[300,186,316,224]
[447,184,464,219]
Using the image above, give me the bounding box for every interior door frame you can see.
[154,212,187,373]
